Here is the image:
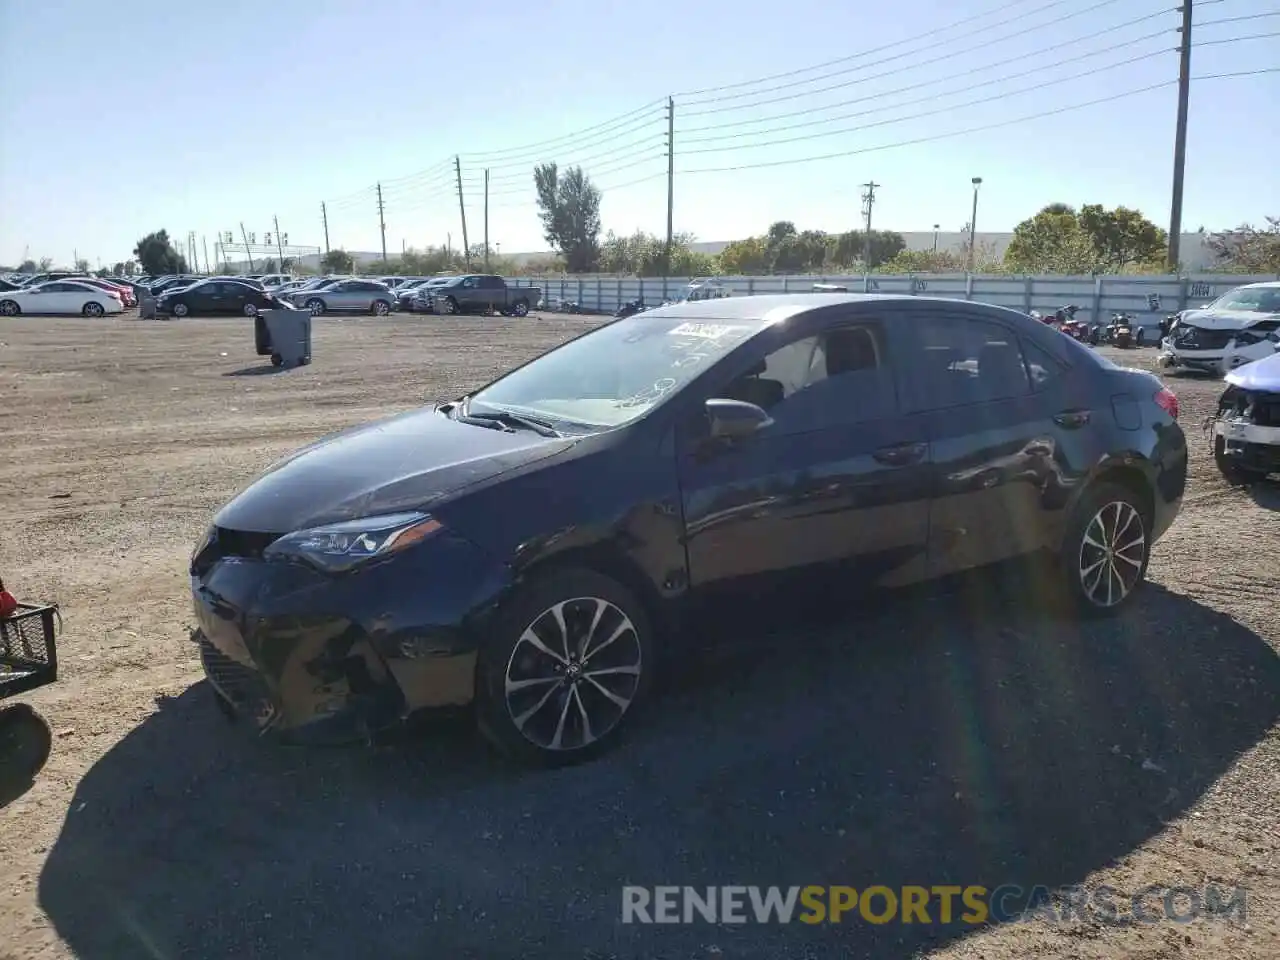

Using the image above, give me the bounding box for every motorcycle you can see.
[1105,312,1135,348]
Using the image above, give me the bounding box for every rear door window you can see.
[905,315,1033,410]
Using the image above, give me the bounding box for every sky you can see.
[0,0,1276,268]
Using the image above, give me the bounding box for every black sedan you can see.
[190,294,1187,764]
[158,279,289,317]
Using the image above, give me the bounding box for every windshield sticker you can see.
[667,322,747,340]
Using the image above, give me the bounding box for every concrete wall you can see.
[507,273,1280,323]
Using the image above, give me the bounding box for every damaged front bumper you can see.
[190,531,507,744]
[1210,383,1280,477]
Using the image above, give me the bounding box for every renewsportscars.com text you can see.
[621,884,1248,925]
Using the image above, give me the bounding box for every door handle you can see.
[1053,409,1092,429]
[873,441,927,467]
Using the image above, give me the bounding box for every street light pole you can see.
[932,224,940,253]
[968,178,983,273]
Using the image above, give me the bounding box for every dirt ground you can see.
[0,311,1277,960]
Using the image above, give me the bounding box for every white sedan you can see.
[0,279,125,317]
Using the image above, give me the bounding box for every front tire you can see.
[511,299,530,317]
[1214,435,1266,486]
[0,300,19,316]
[1060,482,1150,616]
[171,302,189,318]
[306,298,325,315]
[243,303,258,317]
[476,568,654,767]
[83,301,105,317]
[442,296,458,316]
[372,299,391,316]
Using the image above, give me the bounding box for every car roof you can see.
[1233,281,1280,290]
[635,292,1027,323]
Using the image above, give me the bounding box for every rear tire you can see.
[0,300,19,316]
[83,301,105,317]
[511,299,530,317]
[271,353,284,367]
[475,567,654,767]
[243,303,258,317]
[1059,481,1151,617]
[306,299,325,315]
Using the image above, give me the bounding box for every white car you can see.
[1158,281,1280,376]
[0,279,125,317]
[1211,350,1280,484]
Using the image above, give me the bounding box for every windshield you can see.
[470,314,767,428]
[1209,286,1280,313]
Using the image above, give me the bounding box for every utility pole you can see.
[860,181,880,273]
[239,222,255,271]
[321,202,331,254]
[968,177,983,272]
[484,168,490,271]
[454,156,471,267]
[74,247,79,268]
[933,224,940,253]
[272,215,285,270]
[665,96,674,278]
[376,183,388,264]
[202,235,211,274]
[1168,0,1193,270]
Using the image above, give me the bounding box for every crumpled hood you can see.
[214,406,575,533]
[1225,352,1280,391]
[1177,308,1280,331]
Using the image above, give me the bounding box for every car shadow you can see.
[223,364,291,377]
[1248,481,1280,510]
[37,578,1280,959]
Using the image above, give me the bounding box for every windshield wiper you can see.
[450,396,560,437]
[464,409,561,437]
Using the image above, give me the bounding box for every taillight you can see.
[1154,386,1179,419]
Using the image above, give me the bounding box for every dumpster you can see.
[137,291,158,319]
[255,309,312,368]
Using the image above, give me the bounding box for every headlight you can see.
[262,512,442,573]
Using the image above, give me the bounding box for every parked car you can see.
[0,279,125,316]
[424,275,540,317]
[256,273,293,288]
[156,279,291,318]
[0,279,21,292]
[1210,351,1280,485]
[290,278,396,315]
[149,275,204,296]
[76,276,137,307]
[1158,281,1280,376]
[189,293,1187,763]
[404,276,457,312]
[14,272,82,287]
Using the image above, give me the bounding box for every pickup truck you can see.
[426,275,541,317]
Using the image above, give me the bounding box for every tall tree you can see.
[533,163,601,273]
[1206,217,1280,273]
[38,257,52,271]
[1078,204,1166,270]
[133,230,188,275]
[18,259,36,273]
[74,258,90,273]
[716,237,769,275]
[320,248,355,273]
[1005,205,1097,274]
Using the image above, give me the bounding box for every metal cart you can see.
[1,602,60,791]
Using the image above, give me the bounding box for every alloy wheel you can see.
[0,301,17,316]
[84,302,104,317]
[1078,501,1146,608]
[374,300,390,316]
[503,597,643,752]
[173,303,188,318]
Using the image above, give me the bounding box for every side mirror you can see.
[706,398,773,440]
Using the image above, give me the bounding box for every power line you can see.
[675,70,1277,176]
[679,36,1173,145]
[679,47,1171,155]
[676,11,1175,135]
[1196,11,1280,27]
[1193,30,1280,47]
[679,0,1133,109]
[674,0,1063,98]
[457,99,666,161]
